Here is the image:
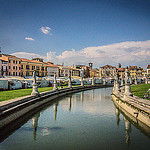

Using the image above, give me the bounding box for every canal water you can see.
[0,87,150,150]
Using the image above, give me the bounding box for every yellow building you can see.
[129,66,137,78]
[1,54,21,76]
[21,58,47,77]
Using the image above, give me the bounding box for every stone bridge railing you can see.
[0,75,113,130]
[112,73,150,127]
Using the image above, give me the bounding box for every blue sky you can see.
[0,0,150,68]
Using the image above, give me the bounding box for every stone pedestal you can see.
[31,83,40,96]
[129,77,132,84]
[115,81,120,94]
[53,73,58,90]
[145,77,148,84]
[124,83,133,99]
[31,70,39,97]
[68,76,72,88]
[113,80,116,92]
[121,78,124,86]
[92,77,95,86]
[135,78,138,85]
[103,78,106,85]
[81,77,84,86]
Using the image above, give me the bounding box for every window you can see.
[19,67,21,70]
[9,60,11,63]
[13,66,15,69]
[36,66,40,70]
[13,72,15,76]
[9,72,11,76]
[45,67,47,71]
[9,66,11,69]
[32,66,35,70]
[41,66,44,71]
[21,65,23,69]
[6,66,7,71]
[2,66,3,71]
[26,72,29,76]
[13,60,15,64]
[16,72,17,76]
[26,65,30,70]
[19,61,21,64]
[16,61,17,64]
[19,72,21,76]
[16,66,17,70]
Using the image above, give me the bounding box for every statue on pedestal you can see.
[31,70,39,96]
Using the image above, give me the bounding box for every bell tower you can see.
[89,62,93,70]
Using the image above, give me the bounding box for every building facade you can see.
[117,68,125,78]
[1,54,21,76]
[136,67,144,77]
[90,68,99,77]
[47,63,59,77]
[70,67,80,77]
[129,66,137,78]
[58,66,70,77]
[147,64,150,77]
[21,58,47,77]
[99,65,116,78]
[0,58,8,77]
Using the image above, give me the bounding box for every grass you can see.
[131,84,150,100]
[0,87,54,102]
[0,85,79,102]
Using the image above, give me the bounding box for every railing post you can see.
[121,78,124,86]
[31,70,39,96]
[92,77,95,86]
[145,75,148,84]
[103,78,106,85]
[68,71,72,88]
[53,73,58,90]
[114,72,120,94]
[135,75,138,85]
[81,77,84,86]
[124,67,133,99]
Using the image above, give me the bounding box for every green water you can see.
[0,87,150,150]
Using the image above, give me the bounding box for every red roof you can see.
[117,68,125,72]
[129,66,137,70]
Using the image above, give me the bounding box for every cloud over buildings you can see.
[12,40,150,68]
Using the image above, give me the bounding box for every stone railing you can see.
[112,77,150,127]
[0,77,113,129]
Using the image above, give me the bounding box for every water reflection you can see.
[32,112,40,140]
[123,116,131,146]
[1,88,150,150]
[114,104,150,147]
[115,108,120,126]
[54,102,59,121]
[68,96,72,111]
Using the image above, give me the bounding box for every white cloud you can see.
[40,26,53,35]
[11,40,150,68]
[25,37,35,41]
[11,52,42,60]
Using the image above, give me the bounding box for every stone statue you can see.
[31,70,39,96]
[33,70,36,84]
